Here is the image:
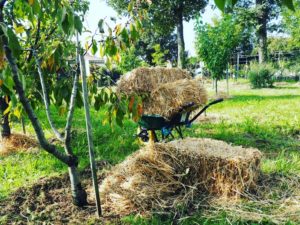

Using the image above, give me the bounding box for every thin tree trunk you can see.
[21,117,26,134]
[0,96,11,138]
[177,6,185,69]
[77,34,101,216]
[34,51,64,142]
[256,0,268,63]
[226,64,229,95]
[63,56,88,207]
[215,79,218,95]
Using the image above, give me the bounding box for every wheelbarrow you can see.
[136,98,224,142]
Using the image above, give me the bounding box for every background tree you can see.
[118,46,144,73]
[151,44,168,66]
[282,0,300,49]
[108,0,208,68]
[134,22,178,65]
[220,0,294,63]
[195,15,242,93]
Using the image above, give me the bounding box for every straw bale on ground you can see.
[0,133,38,156]
[143,78,208,118]
[116,67,192,95]
[100,138,262,216]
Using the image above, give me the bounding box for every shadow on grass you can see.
[230,94,300,102]
[274,86,300,90]
[187,121,299,153]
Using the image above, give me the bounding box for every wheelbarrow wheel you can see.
[137,127,158,143]
[137,127,149,143]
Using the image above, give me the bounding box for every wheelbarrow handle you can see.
[208,98,224,106]
[189,98,224,124]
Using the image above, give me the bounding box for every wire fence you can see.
[230,49,300,66]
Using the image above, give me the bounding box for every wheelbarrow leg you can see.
[175,126,183,139]
[150,130,159,142]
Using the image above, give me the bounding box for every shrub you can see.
[248,63,275,88]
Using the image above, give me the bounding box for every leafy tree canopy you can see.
[195,15,242,81]
[108,0,207,33]
[282,0,300,48]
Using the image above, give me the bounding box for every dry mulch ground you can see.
[1,162,299,225]
[0,133,39,156]
[0,161,119,225]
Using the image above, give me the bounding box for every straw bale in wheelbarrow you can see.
[116,67,192,95]
[100,138,262,216]
[143,78,208,119]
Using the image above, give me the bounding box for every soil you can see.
[0,161,122,225]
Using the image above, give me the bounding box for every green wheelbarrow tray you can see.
[138,114,168,130]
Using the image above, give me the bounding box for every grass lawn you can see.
[0,79,299,224]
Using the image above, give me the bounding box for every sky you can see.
[84,0,220,56]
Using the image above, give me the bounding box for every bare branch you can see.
[33,50,65,142]
[64,65,80,154]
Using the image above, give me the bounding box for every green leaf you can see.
[98,19,104,33]
[13,107,21,119]
[282,0,295,11]
[128,2,133,12]
[120,28,130,47]
[231,0,238,5]
[106,57,112,70]
[130,24,139,41]
[62,13,70,34]
[91,40,98,55]
[99,44,105,57]
[135,20,142,31]
[74,15,83,34]
[57,7,67,24]
[116,107,124,127]
[105,39,117,56]
[214,0,226,11]
[7,28,22,58]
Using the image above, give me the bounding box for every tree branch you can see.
[64,64,80,154]
[33,50,65,142]
[27,19,41,62]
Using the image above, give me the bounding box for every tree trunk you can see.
[215,79,218,95]
[0,96,11,138]
[177,6,185,69]
[68,166,88,206]
[64,53,88,207]
[256,0,268,63]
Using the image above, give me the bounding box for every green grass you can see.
[0,80,300,224]
[0,108,139,200]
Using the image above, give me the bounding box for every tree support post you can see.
[77,33,102,217]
